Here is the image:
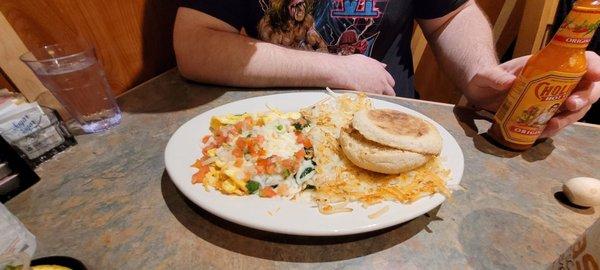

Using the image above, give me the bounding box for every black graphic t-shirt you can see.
[180,0,467,97]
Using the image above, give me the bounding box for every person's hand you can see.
[465,52,600,138]
[328,54,396,96]
[543,52,600,137]
[464,56,524,112]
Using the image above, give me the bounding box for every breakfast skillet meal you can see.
[190,91,451,215]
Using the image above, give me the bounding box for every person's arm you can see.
[418,1,600,137]
[173,7,395,95]
[417,1,509,107]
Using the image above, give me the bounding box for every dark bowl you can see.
[30,256,86,270]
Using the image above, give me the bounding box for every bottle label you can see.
[493,71,584,145]
[553,6,600,48]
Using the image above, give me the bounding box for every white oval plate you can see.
[165,92,464,236]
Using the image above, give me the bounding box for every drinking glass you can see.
[20,39,121,133]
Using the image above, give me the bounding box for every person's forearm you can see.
[175,26,341,88]
[420,1,498,91]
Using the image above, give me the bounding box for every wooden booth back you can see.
[0,0,178,96]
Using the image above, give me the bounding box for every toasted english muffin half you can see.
[352,109,442,155]
[339,128,431,174]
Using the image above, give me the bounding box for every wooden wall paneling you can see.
[496,0,526,57]
[411,25,428,72]
[0,68,17,92]
[492,0,517,44]
[0,0,178,96]
[0,12,65,115]
[414,49,463,103]
[513,0,560,57]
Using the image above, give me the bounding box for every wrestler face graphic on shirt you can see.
[258,0,328,51]
[289,0,307,21]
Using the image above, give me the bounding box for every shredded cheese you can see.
[368,205,390,219]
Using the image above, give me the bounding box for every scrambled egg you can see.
[210,113,250,130]
[210,110,301,131]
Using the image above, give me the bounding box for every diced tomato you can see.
[246,138,258,151]
[235,138,246,149]
[192,166,210,184]
[281,159,294,170]
[293,161,301,171]
[259,186,277,198]
[295,132,312,148]
[256,165,265,174]
[294,149,304,161]
[243,117,253,128]
[192,172,203,184]
[232,147,244,158]
[214,134,227,146]
[295,132,305,144]
[256,158,270,174]
[266,164,276,174]
[202,135,211,144]
[256,158,270,167]
[234,122,244,132]
[248,144,259,157]
[246,145,255,156]
[247,136,263,148]
[234,158,244,167]
[303,139,312,148]
[191,159,205,169]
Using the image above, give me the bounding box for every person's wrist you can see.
[467,56,500,82]
[463,63,501,95]
[465,65,489,86]
[320,54,350,89]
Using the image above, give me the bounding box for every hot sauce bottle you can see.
[489,0,600,150]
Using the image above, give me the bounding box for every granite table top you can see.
[6,69,600,269]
